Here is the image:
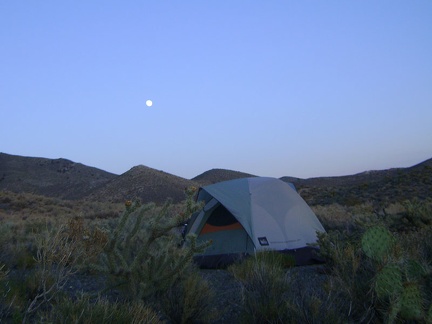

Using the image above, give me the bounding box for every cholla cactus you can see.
[94,188,209,300]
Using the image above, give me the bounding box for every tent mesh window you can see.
[200,204,242,234]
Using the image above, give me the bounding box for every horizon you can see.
[1,2,431,179]
[1,151,430,180]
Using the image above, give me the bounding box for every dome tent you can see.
[185,177,326,268]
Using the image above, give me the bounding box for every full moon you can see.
[146,100,153,107]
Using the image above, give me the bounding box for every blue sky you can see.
[1,1,431,179]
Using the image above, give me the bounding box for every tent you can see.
[184,177,326,268]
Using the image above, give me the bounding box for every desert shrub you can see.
[0,191,123,224]
[316,229,377,322]
[360,225,432,322]
[0,220,39,270]
[66,217,109,270]
[401,198,432,229]
[402,225,432,262]
[0,222,15,266]
[283,278,344,324]
[20,224,84,322]
[46,294,162,324]
[160,267,217,324]
[317,204,432,323]
[93,188,209,301]
[312,203,377,231]
[0,223,83,322]
[0,263,14,322]
[229,251,293,323]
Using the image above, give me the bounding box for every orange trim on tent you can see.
[200,222,243,234]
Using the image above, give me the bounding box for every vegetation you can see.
[0,188,213,323]
[314,198,432,323]
[0,187,431,323]
[228,251,294,322]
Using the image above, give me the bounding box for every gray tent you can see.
[185,177,326,268]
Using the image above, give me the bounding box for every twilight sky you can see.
[1,1,431,179]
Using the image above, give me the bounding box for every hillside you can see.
[192,169,256,186]
[0,153,116,200]
[1,152,431,206]
[282,158,432,206]
[86,165,199,204]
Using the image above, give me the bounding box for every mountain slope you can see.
[87,165,199,204]
[1,152,431,206]
[281,158,432,206]
[0,152,116,200]
[192,168,256,186]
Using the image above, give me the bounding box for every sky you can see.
[1,1,432,179]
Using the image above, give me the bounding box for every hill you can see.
[0,152,116,200]
[1,152,431,206]
[86,165,199,204]
[192,168,256,186]
[281,158,432,206]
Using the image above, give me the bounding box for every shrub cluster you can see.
[0,188,216,323]
[315,199,432,323]
[1,191,431,323]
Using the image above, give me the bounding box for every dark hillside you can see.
[2,152,431,206]
[192,168,256,186]
[0,153,116,200]
[87,165,199,204]
[282,158,432,206]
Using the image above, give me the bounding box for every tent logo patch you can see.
[258,237,269,246]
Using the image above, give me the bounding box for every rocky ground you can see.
[201,264,328,323]
[61,264,328,323]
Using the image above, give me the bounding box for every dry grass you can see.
[1,190,431,323]
[0,190,123,221]
[160,267,218,324]
[0,191,123,272]
[47,295,162,324]
[312,203,375,230]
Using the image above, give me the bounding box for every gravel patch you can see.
[4,264,328,323]
[199,264,328,323]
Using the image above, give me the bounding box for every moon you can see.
[146,100,153,107]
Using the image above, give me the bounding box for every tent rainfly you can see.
[184,177,326,268]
